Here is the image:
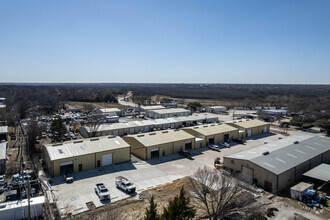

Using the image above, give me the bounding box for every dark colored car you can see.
[179,149,192,159]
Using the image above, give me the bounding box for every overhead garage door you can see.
[151,147,159,158]
[113,130,119,136]
[263,126,268,133]
[102,153,113,166]
[129,128,134,134]
[60,161,74,175]
[247,129,252,137]
[241,166,254,183]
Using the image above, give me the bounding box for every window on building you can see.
[231,160,235,164]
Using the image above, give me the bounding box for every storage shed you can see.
[124,130,195,160]
[43,136,131,177]
[290,182,314,201]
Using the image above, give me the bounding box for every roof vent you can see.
[52,143,63,146]
[137,135,144,137]
[108,136,115,139]
[218,123,222,125]
[90,138,99,141]
[74,140,83,144]
[58,149,64,154]
[203,125,208,128]
[293,141,299,144]
[162,131,169,133]
[211,124,215,126]
[263,151,270,156]
[149,133,156,136]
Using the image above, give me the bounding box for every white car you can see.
[208,145,220,151]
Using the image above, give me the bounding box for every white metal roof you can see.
[141,105,165,111]
[98,108,121,113]
[149,108,190,115]
[290,182,313,192]
[0,126,8,134]
[0,142,6,160]
[45,136,130,161]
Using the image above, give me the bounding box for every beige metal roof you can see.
[291,182,313,192]
[127,130,194,147]
[45,136,130,161]
[150,108,190,115]
[227,119,269,129]
[183,123,238,136]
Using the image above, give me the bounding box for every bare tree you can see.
[189,166,263,220]
[85,114,103,137]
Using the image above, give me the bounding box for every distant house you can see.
[207,106,227,114]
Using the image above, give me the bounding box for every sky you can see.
[0,0,330,84]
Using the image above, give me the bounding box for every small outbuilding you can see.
[124,130,195,160]
[290,182,314,201]
[43,136,131,177]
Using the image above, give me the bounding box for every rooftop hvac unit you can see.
[90,138,99,141]
[293,141,299,144]
[137,135,144,137]
[263,151,270,155]
[52,143,63,146]
[162,131,169,133]
[74,140,83,144]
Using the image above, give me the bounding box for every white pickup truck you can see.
[115,176,136,193]
[94,183,110,200]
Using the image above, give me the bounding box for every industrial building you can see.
[182,123,239,148]
[43,136,131,177]
[140,105,166,118]
[92,108,122,116]
[226,119,270,138]
[207,106,227,113]
[0,142,7,174]
[148,108,190,119]
[80,113,218,138]
[124,130,196,160]
[223,136,330,193]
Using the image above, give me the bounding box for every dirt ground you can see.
[66,101,127,111]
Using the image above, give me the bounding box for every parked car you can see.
[208,145,220,151]
[178,149,192,159]
[94,183,110,200]
[233,139,246,144]
[219,142,230,148]
[115,176,136,193]
[64,173,74,183]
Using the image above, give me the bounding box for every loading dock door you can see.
[60,161,74,175]
[241,166,254,183]
[224,134,230,142]
[185,141,192,150]
[102,153,113,166]
[209,138,215,145]
[247,129,252,137]
[263,126,268,133]
[151,147,160,158]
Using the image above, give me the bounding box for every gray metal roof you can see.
[303,163,330,182]
[45,136,130,161]
[149,108,190,115]
[226,135,330,175]
[0,142,7,160]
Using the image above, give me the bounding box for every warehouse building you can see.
[207,106,227,113]
[92,108,122,116]
[140,105,166,118]
[226,119,270,138]
[223,136,330,193]
[80,113,218,138]
[182,123,239,148]
[148,108,190,119]
[43,136,131,177]
[0,142,7,174]
[124,130,195,160]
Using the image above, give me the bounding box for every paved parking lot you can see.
[51,132,300,217]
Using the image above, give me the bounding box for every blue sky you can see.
[0,0,330,84]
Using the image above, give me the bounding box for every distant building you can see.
[226,119,270,139]
[207,106,227,114]
[148,108,190,119]
[140,105,166,117]
[0,126,8,142]
[92,108,122,116]
[0,142,7,174]
[223,136,330,193]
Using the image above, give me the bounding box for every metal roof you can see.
[174,113,218,123]
[149,108,190,115]
[290,182,313,192]
[126,130,195,147]
[141,105,165,111]
[0,142,6,160]
[45,136,130,161]
[226,119,269,129]
[225,135,330,175]
[98,108,121,113]
[0,126,8,134]
[303,164,330,182]
[183,123,238,136]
